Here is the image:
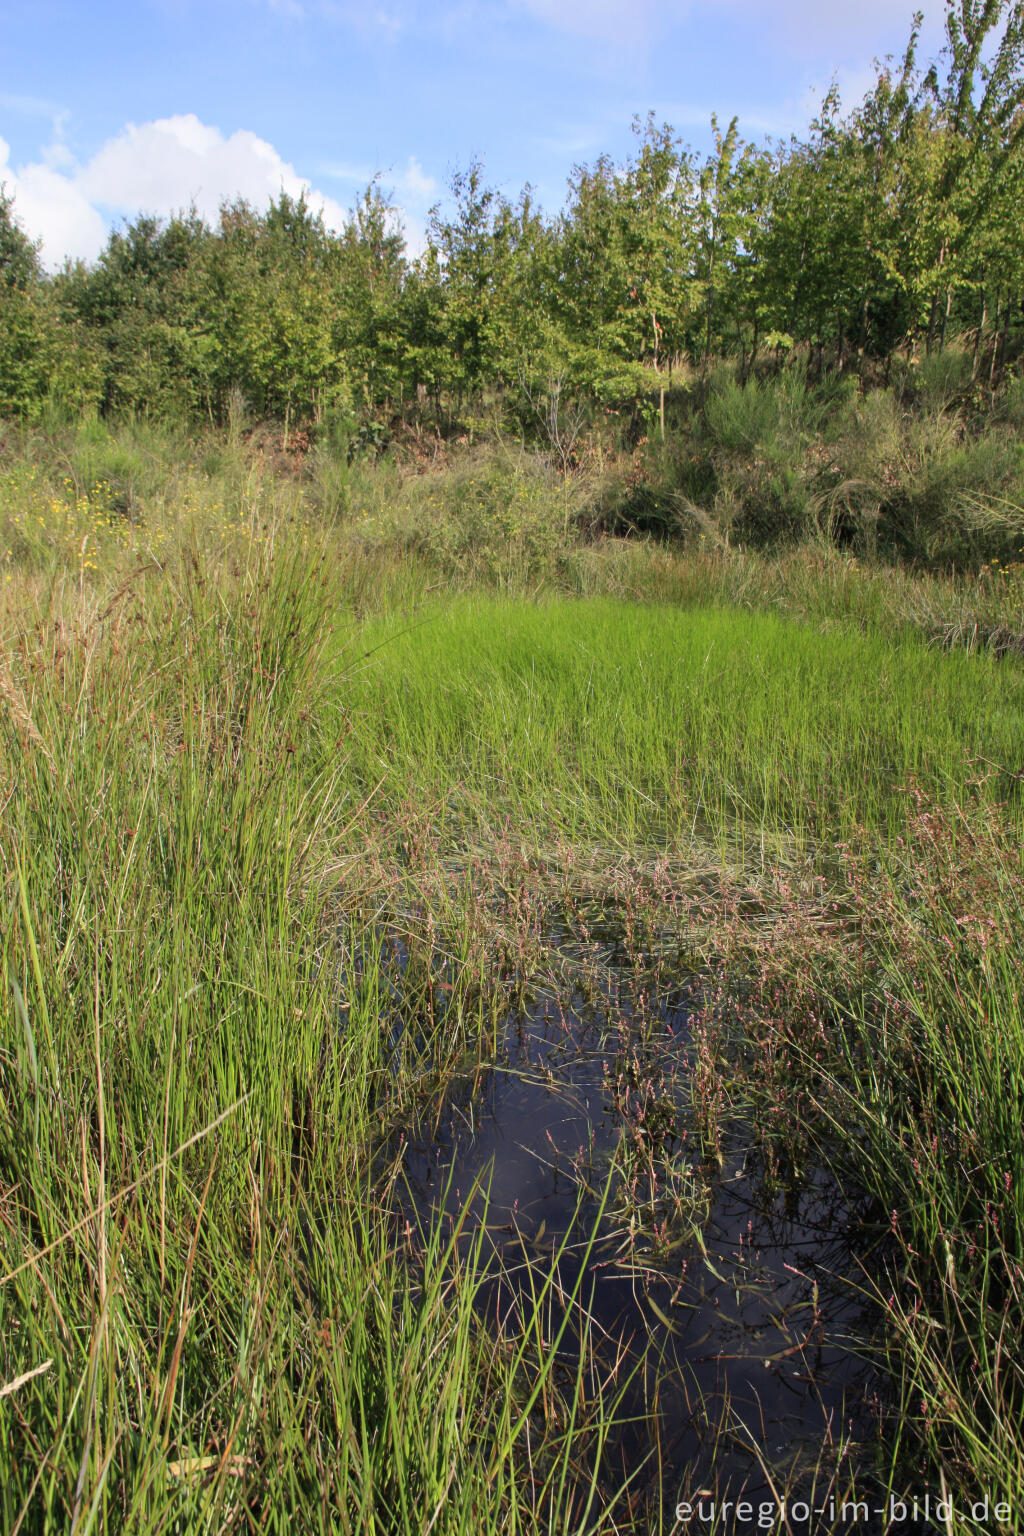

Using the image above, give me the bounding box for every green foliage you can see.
[353,454,577,587]
[0,286,56,419]
[911,343,977,408]
[0,193,102,418]
[705,373,786,453]
[0,185,42,291]
[2,4,1024,464]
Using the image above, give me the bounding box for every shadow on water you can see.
[373,919,895,1526]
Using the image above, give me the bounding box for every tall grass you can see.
[720,791,1024,1519]
[844,800,1024,1515]
[0,496,639,1533]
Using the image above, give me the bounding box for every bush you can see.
[350,452,579,588]
[689,368,863,547]
[910,344,976,411]
[890,419,1023,562]
[705,373,782,455]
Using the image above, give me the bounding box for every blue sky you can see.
[1,0,949,268]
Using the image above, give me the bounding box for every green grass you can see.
[831,805,1024,1518]
[342,596,1024,855]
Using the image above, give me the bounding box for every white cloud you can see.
[396,156,437,201]
[0,114,352,269]
[318,157,378,182]
[0,137,107,266]
[0,92,66,121]
[390,161,438,257]
[319,153,436,202]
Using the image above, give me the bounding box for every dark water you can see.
[385,939,892,1525]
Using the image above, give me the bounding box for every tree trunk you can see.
[927,243,948,355]
[998,303,1010,376]
[989,292,1002,386]
[704,226,717,370]
[939,288,952,353]
[653,310,665,441]
[972,290,987,380]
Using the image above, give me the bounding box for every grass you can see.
[709,787,1024,1525]
[0,501,639,1532]
[833,801,1024,1518]
[1,416,1024,1530]
[341,595,1024,854]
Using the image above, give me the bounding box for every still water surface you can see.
[384,935,891,1522]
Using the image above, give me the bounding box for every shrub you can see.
[351,452,579,588]
[705,373,782,455]
[910,343,976,411]
[891,419,1023,562]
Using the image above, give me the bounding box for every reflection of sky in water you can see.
[391,964,890,1522]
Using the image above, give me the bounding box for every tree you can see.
[0,187,102,417]
[333,185,407,416]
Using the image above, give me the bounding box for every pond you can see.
[378,920,892,1526]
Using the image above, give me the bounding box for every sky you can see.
[0,0,951,269]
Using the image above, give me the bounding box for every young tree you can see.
[332,185,407,416]
[0,187,103,417]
